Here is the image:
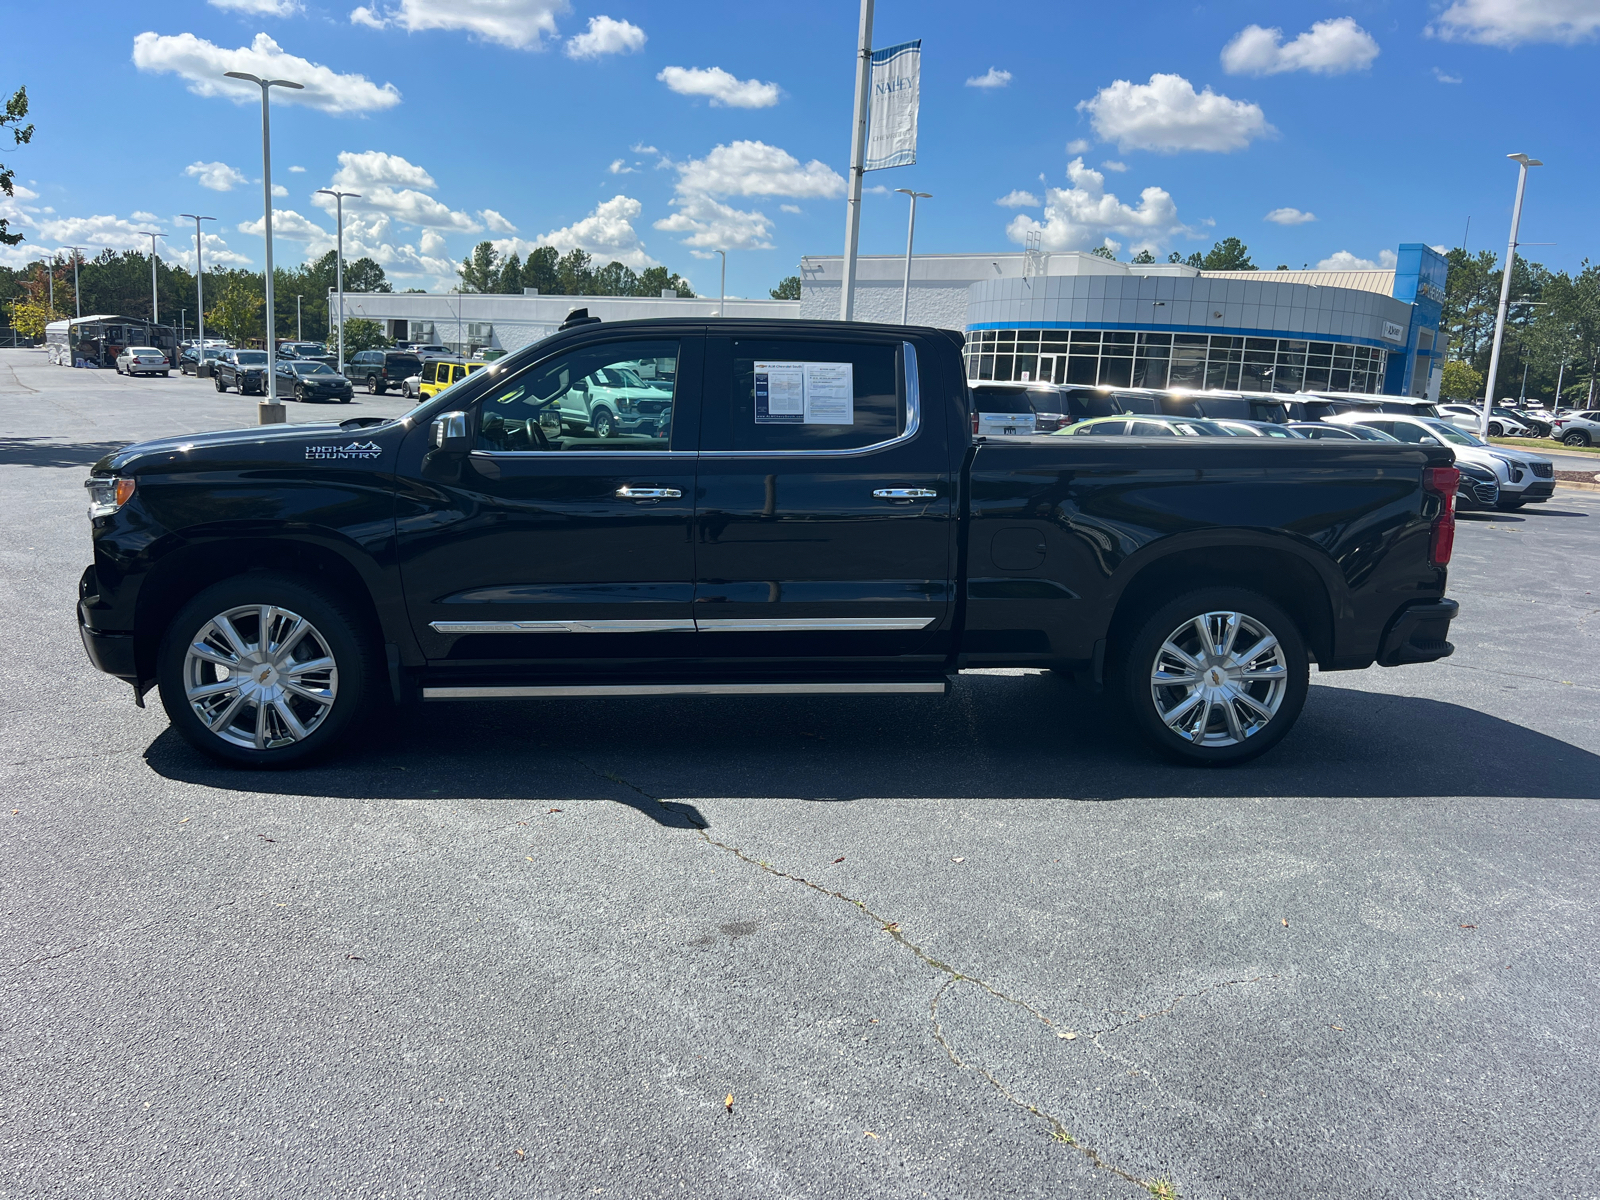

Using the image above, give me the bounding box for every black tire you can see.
[1114,586,1309,766]
[215,376,228,392]
[294,385,305,403]
[339,396,351,403]
[1487,422,1503,437]
[366,376,379,395]
[592,407,615,438]
[1564,431,1590,447]
[1496,497,1526,510]
[162,371,170,378]
[157,573,381,768]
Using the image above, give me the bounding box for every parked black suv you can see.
[349,349,422,395]
[213,349,270,395]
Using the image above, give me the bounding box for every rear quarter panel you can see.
[962,437,1449,668]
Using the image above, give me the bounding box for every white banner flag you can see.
[865,39,920,171]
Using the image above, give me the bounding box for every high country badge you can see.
[306,441,383,460]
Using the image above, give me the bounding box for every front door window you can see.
[475,340,679,450]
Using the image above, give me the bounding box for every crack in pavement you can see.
[566,752,1206,1197]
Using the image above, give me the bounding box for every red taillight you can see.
[1423,465,1459,566]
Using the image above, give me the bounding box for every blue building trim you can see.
[965,319,1398,352]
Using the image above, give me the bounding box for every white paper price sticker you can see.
[754,361,855,425]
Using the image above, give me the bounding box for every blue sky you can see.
[2,0,1596,298]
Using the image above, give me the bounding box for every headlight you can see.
[85,476,136,519]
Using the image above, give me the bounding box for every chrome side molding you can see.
[430,616,936,635]
[422,681,949,700]
[428,619,695,634]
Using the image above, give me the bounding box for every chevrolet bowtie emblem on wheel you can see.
[305,441,382,460]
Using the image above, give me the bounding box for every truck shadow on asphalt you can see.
[0,438,129,468]
[143,674,1600,826]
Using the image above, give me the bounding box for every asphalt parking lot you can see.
[3,346,1597,1200]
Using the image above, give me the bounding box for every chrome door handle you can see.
[615,486,682,500]
[872,488,937,500]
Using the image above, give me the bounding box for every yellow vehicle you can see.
[419,359,488,399]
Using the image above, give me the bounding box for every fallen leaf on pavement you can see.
[863,1131,879,1139]
[515,1148,525,1159]
[832,856,845,863]
[1281,918,1289,927]
[951,856,965,863]
[1331,1025,1344,1031]
[724,1093,734,1113]
[178,817,191,824]
[259,834,275,842]
[548,808,562,814]
[526,856,534,862]
[1057,1031,1078,1040]
[884,922,900,932]
[1460,924,1477,929]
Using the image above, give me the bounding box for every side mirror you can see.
[1419,436,1440,445]
[431,410,470,453]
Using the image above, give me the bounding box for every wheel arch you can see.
[1103,532,1343,667]
[132,533,395,683]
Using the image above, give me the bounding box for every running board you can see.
[422,680,949,700]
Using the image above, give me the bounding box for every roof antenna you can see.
[559,307,601,330]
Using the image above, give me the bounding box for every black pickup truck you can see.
[77,315,1460,768]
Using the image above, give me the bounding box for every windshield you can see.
[130,347,161,355]
[235,351,267,364]
[971,387,1035,414]
[293,362,334,374]
[1422,418,1483,447]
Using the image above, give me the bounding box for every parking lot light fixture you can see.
[893,190,932,325]
[180,215,216,371]
[315,189,360,375]
[1483,153,1542,435]
[137,231,163,330]
[225,70,304,412]
[64,246,86,322]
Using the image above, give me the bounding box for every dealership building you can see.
[338,242,1446,399]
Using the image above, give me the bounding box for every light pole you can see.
[894,189,931,324]
[1482,152,1542,433]
[180,214,215,371]
[839,0,875,319]
[715,249,727,316]
[316,188,360,375]
[296,294,302,341]
[226,70,304,414]
[64,246,86,321]
[37,252,53,317]
[137,231,164,327]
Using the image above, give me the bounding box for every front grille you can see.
[1531,461,1553,478]
[1470,480,1499,505]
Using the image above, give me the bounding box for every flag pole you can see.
[839,0,874,321]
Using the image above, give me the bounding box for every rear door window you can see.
[724,338,904,452]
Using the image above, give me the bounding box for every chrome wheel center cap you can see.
[1207,666,1227,687]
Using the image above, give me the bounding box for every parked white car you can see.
[115,347,170,377]
[400,373,422,399]
[1328,413,1554,509]
[1436,403,1532,438]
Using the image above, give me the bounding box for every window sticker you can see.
[754,361,855,425]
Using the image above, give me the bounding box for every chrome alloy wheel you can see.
[1149,610,1288,747]
[183,604,339,750]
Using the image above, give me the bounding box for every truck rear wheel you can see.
[156,574,379,768]
[1115,587,1308,765]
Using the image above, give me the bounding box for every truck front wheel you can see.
[156,574,380,767]
[1116,587,1308,765]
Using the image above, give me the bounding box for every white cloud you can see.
[347,0,567,49]
[608,158,637,174]
[1078,73,1272,153]
[330,149,435,190]
[1265,207,1316,225]
[966,67,1012,89]
[1100,160,1128,172]
[492,194,657,271]
[288,165,307,173]
[1221,18,1380,76]
[1003,158,1193,256]
[1066,138,1092,154]
[237,208,330,243]
[655,195,773,254]
[419,229,448,255]
[335,187,479,231]
[185,161,250,191]
[1428,0,1600,46]
[272,183,289,197]
[658,66,780,108]
[1433,67,1464,83]
[669,140,844,199]
[480,208,516,233]
[1315,249,1399,270]
[131,211,162,225]
[132,31,401,115]
[565,15,646,59]
[210,0,302,13]
[631,142,658,155]
[173,229,253,269]
[995,190,1041,208]
[779,204,802,214]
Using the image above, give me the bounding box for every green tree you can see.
[459,241,501,292]
[499,252,523,293]
[592,260,639,296]
[341,317,389,353]
[1130,250,1156,266]
[1198,237,1256,271]
[209,272,264,346]
[1440,360,1483,400]
[0,86,33,247]
[524,246,560,293]
[637,265,695,298]
[556,249,594,295]
[1090,245,1118,261]
[769,274,801,299]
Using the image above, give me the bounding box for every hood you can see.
[97,419,395,474]
[1446,444,1512,480]
[1488,445,1553,466]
